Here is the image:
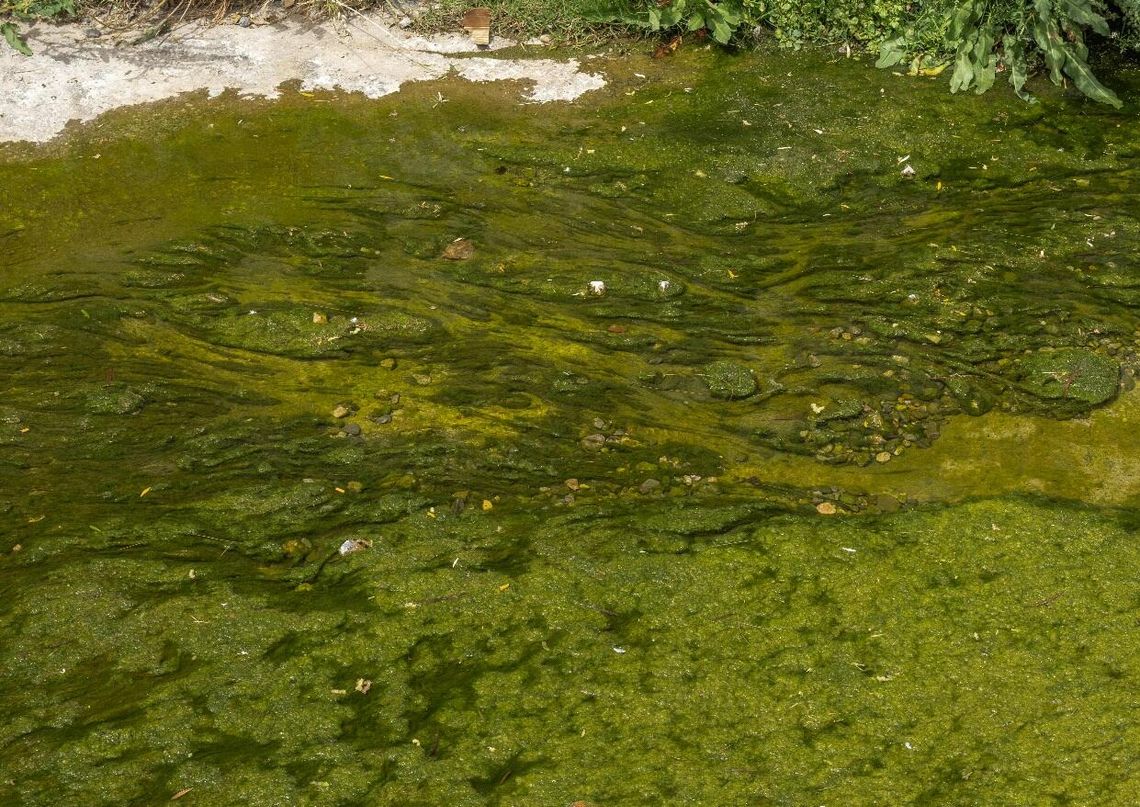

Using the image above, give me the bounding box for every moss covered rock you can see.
[1020,349,1120,406]
[703,360,757,399]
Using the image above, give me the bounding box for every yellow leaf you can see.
[140,487,151,498]
[482,499,493,511]
[498,583,510,592]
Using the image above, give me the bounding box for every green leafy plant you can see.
[876,0,1126,107]
[1,0,76,55]
[586,0,744,45]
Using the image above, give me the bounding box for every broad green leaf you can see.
[1062,47,1123,107]
[1061,19,1088,61]
[1032,15,1066,84]
[875,34,907,68]
[687,12,705,31]
[1059,0,1109,35]
[648,6,661,30]
[710,15,732,44]
[660,5,682,27]
[972,28,997,94]
[1003,34,1038,103]
[1,22,32,56]
[947,2,980,42]
[950,40,975,93]
[717,2,742,26]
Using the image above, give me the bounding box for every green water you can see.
[3,51,1140,804]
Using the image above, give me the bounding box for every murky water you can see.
[3,51,1140,804]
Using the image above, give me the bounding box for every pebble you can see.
[343,423,362,437]
[84,27,102,38]
[372,413,392,425]
[875,494,901,513]
[398,15,412,28]
[238,15,251,27]
[332,404,351,419]
[413,374,433,386]
[816,502,838,515]
[875,451,892,463]
[581,433,606,451]
[638,478,661,495]
[313,312,328,325]
[380,357,397,370]
[442,238,475,260]
[565,478,580,491]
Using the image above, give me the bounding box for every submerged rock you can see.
[1020,349,1120,406]
[703,360,757,400]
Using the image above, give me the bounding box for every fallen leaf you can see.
[140,487,152,498]
[171,789,193,801]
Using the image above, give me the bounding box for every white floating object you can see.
[588,280,606,295]
[658,279,671,293]
[338,539,371,556]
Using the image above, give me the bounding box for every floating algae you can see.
[2,50,1140,805]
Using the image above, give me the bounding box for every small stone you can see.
[540,33,552,44]
[592,417,608,430]
[565,478,580,491]
[588,280,606,295]
[703,360,757,400]
[332,404,351,419]
[398,15,412,28]
[238,14,252,27]
[638,478,661,495]
[338,538,372,555]
[85,27,102,38]
[607,324,626,334]
[442,238,475,260]
[346,481,363,493]
[581,433,606,452]
[343,423,362,437]
[413,374,433,386]
[875,451,892,463]
[816,502,838,515]
[372,413,392,425]
[313,312,328,325]
[380,357,397,370]
[875,494,901,513]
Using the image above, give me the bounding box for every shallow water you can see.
[2,51,1140,804]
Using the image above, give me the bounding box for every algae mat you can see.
[2,51,1140,804]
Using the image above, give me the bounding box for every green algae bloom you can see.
[2,50,1140,805]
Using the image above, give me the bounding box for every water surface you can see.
[2,51,1140,804]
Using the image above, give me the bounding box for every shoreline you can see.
[0,14,607,144]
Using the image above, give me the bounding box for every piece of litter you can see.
[612,646,627,654]
[338,539,372,556]
[588,280,606,295]
[841,547,857,553]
